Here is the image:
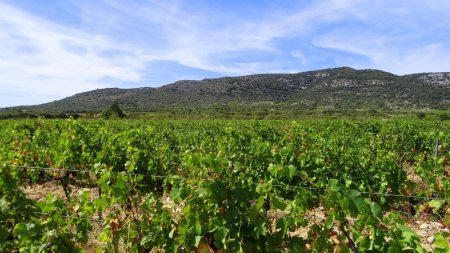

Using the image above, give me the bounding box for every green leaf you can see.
[140,235,152,246]
[170,181,190,204]
[358,235,371,250]
[169,228,175,239]
[370,202,382,218]
[327,179,343,192]
[268,164,283,177]
[0,197,10,212]
[14,223,37,240]
[288,165,297,179]
[0,227,9,241]
[325,213,334,230]
[434,233,450,250]
[195,214,202,235]
[209,181,227,203]
[400,226,419,242]
[214,226,228,249]
[347,191,364,216]
[98,230,110,242]
[429,200,445,210]
[276,217,286,231]
[195,235,202,248]
[253,219,267,238]
[255,196,265,210]
[208,156,224,174]
[231,186,250,204]
[272,196,287,211]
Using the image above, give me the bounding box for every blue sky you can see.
[1,0,450,107]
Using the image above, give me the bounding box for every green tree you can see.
[416,112,426,119]
[102,101,125,119]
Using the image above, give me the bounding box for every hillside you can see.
[3,67,450,114]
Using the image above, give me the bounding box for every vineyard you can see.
[0,118,449,252]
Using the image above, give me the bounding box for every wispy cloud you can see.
[48,0,367,75]
[311,0,450,74]
[1,0,450,107]
[0,1,148,106]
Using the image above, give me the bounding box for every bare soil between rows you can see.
[20,178,448,252]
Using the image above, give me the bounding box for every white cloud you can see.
[382,43,450,74]
[290,50,308,65]
[312,31,450,75]
[70,0,367,75]
[1,0,450,107]
[309,0,450,74]
[0,0,404,107]
[0,2,147,106]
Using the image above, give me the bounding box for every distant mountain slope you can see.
[4,67,450,113]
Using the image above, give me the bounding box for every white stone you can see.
[427,236,435,244]
[432,221,444,228]
[418,230,428,237]
[419,223,429,230]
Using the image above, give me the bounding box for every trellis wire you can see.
[8,164,445,201]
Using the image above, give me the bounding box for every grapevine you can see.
[0,118,449,252]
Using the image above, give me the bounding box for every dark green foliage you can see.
[438,113,450,121]
[416,112,426,119]
[102,101,125,119]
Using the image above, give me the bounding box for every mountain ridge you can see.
[3,67,450,114]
